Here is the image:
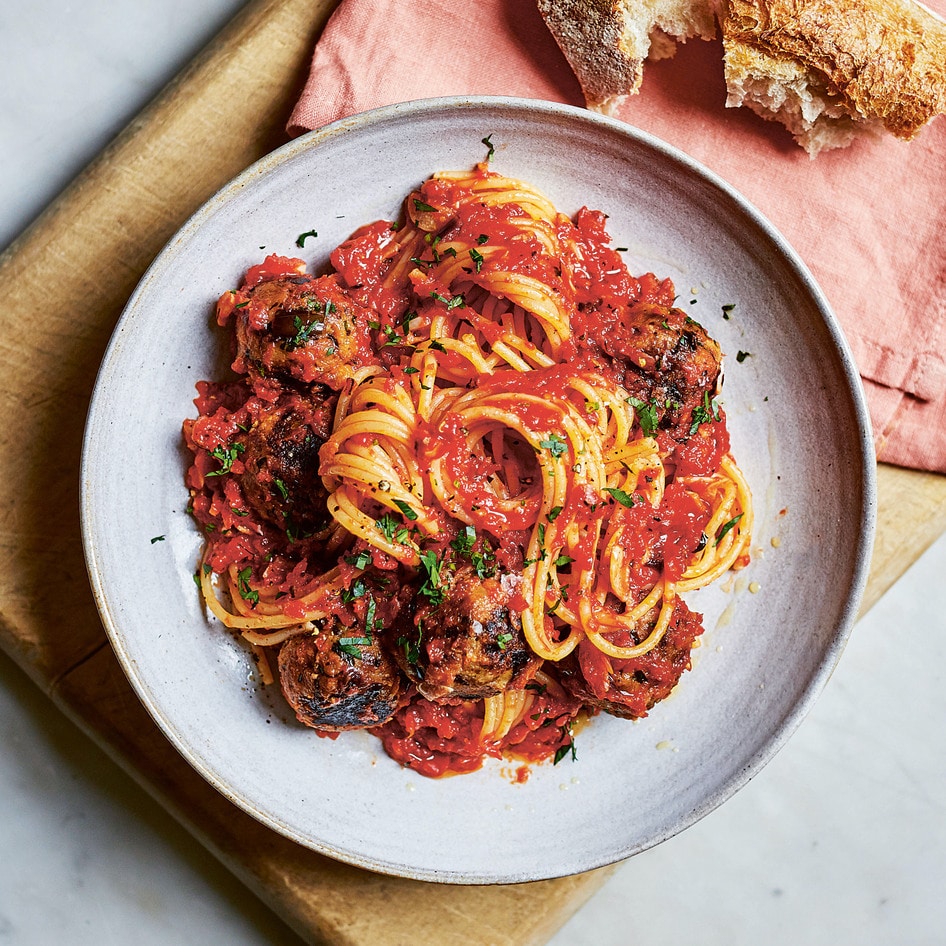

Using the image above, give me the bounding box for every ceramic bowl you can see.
[81,97,875,883]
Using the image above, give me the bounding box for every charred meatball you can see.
[278,618,404,731]
[238,391,334,534]
[558,598,704,719]
[231,273,376,389]
[623,306,721,438]
[586,301,722,440]
[390,565,541,701]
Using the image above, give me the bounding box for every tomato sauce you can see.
[183,165,749,780]
[375,684,585,778]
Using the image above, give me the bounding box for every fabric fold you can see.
[287,0,946,473]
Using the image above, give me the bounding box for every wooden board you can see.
[0,0,943,942]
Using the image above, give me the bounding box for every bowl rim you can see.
[80,94,878,883]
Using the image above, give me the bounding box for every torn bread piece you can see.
[537,0,719,114]
[720,0,946,155]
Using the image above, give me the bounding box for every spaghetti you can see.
[183,161,752,779]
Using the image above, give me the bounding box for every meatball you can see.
[390,565,541,701]
[233,273,377,389]
[558,598,704,719]
[238,391,334,534]
[622,306,722,439]
[592,302,722,440]
[278,619,404,731]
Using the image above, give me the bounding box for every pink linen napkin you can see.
[288,0,946,474]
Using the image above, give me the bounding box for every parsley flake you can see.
[236,567,259,607]
[417,549,446,606]
[338,635,372,658]
[206,442,245,477]
[344,550,373,570]
[604,487,636,508]
[715,513,743,546]
[397,624,423,665]
[627,396,659,437]
[689,391,721,435]
[553,728,577,765]
[431,290,466,310]
[539,433,568,458]
[450,525,477,557]
[287,311,326,351]
[393,499,419,521]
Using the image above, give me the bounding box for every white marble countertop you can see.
[2,3,945,944]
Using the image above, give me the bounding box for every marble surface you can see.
[2,2,945,943]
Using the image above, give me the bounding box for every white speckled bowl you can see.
[81,97,875,884]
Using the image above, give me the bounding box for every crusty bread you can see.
[537,0,946,154]
[721,0,946,155]
[722,38,874,155]
[537,0,719,114]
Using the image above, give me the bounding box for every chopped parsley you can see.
[376,512,410,545]
[236,567,259,607]
[450,525,477,557]
[393,498,419,521]
[482,134,495,161]
[450,526,496,578]
[604,486,636,508]
[470,548,496,579]
[469,247,485,272]
[205,442,245,477]
[539,433,568,458]
[553,727,577,765]
[340,577,367,603]
[417,549,446,606]
[627,396,659,437]
[344,549,373,570]
[736,350,752,363]
[689,391,721,435]
[397,622,423,666]
[715,513,743,546]
[413,198,438,213]
[338,636,371,658]
[338,593,380,658]
[295,229,318,247]
[286,309,328,351]
[431,290,466,310]
[150,535,166,544]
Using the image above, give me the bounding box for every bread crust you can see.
[537,0,647,112]
[721,0,946,138]
[537,0,718,113]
